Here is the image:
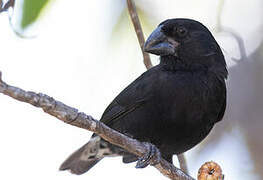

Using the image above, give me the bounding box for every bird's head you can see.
[144,18,227,77]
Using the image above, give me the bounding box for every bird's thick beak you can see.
[144,25,179,56]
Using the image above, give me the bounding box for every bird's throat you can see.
[160,55,189,71]
[160,55,209,72]
[160,55,179,66]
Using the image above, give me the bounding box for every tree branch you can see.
[177,154,188,173]
[126,0,152,69]
[0,0,14,13]
[0,0,3,11]
[0,71,195,180]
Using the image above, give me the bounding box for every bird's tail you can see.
[59,135,121,175]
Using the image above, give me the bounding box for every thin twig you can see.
[177,154,189,174]
[126,0,152,69]
[0,0,14,13]
[0,0,3,11]
[0,72,194,180]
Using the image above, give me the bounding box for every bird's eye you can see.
[177,27,188,37]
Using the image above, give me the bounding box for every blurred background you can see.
[0,0,262,179]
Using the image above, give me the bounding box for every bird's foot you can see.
[135,143,161,168]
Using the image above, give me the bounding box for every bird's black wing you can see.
[100,66,160,130]
[98,66,163,164]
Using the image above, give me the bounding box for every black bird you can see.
[60,18,228,175]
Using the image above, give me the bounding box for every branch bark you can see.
[177,154,188,173]
[0,72,194,180]
[0,0,14,12]
[126,0,152,69]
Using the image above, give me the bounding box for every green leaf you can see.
[20,0,49,29]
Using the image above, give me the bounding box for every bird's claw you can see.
[135,143,161,168]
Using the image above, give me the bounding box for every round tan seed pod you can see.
[198,161,224,180]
